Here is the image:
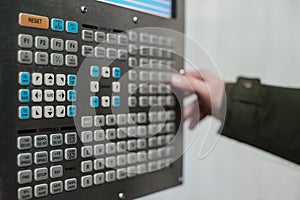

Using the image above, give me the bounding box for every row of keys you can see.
[128,83,172,95]
[128,96,176,107]
[18,105,76,120]
[128,57,175,69]
[127,70,173,83]
[91,81,120,93]
[90,66,121,79]
[81,111,175,128]
[19,72,76,87]
[130,31,175,47]
[90,96,120,108]
[82,46,127,60]
[18,34,78,52]
[18,50,77,67]
[18,89,76,103]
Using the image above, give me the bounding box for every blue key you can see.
[19,72,30,86]
[67,90,77,102]
[51,18,64,32]
[68,75,77,86]
[112,96,120,107]
[90,66,100,78]
[66,21,78,33]
[19,106,30,120]
[90,96,99,108]
[67,105,76,117]
[113,67,121,79]
[19,89,30,103]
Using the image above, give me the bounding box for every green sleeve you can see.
[221,77,300,165]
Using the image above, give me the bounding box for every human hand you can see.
[171,70,225,129]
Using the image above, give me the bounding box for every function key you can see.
[18,170,32,184]
[90,81,99,93]
[18,34,33,48]
[128,44,138,55]
[35,52,49,65]
[95,47,105,58]
[112,67,121,79]
[90,66,100,78]
[90,96,99,108]
[50,133,63,147]
[65,55,78,67]
[50,165,64,179]
[50,53,64,66]
[50,181,63,195]
[95,31,105,43]
[65,132,77,145]
[118,34,128,46]
[19,13,49,29]
[112,96,120,107]
[65,148,77,160]
[94,115,105,127]
[128,57,138,68]
[50,149,63,162]
[34,183,48,198]
[101,66,110,78]
[65,178,77,191]
[31,106,42,119]
[66,21,78,33]
[112,82,121,93]
[106,48,117,59]
[81,175,93,188]
[107,33,117,45]
[44,106,54,118]
[18,50,32,64]
[56,106,66,118]
[117,49,128,60]
[67,74,77,86]
[44,90,54,102]
[82,45,93,57]
[56,74,66,86]
[18,106,30,120]
[34,135,48,148]
[35,36,49,50]
[32,73,42,86]
[65,40,78,53]
[82,30,94,42]
[128,31,138,42]
[17,153,32,167]
[67,90,77,102]
[18,89,30,103]
[18,186,32,200]
[94,173,105,185]
[19,72,30,86]
[17,136,32,150]
[51,38,64,51]
[51,18,64,32]
[34,168,48,182]
[67,105,76,117]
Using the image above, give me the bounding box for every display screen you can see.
[97,0,173,18]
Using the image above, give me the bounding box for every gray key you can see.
[128,44,137,55]
[137,164,147,174]
[128,70,137,81]
[105,170,116,182]
[94,159,105,170]
[157,135,166,146]
[127,140,137,151]
[137,126,147,137]
[118,49,128,60]
[82,30,94,42]
[127,126,137,137]
[94,115,105,127]
[140,45,149,56]
[117,128,127,139]
[18,170,32,184]
[81,175,93,188]
[94,173,105,185]
[137,112,147,124]
[50,150,63,162]
[148,162,158,172]
[166,96,176,106]
[166,122,176,133]
[149,96,158,106]
[127,113,137,125]
[139,71,149,82]
[117,141,126,153]
[149,112,158,123]
[82,45,93,57]
[34,184,48,198]
[128,31,137,42]
[117,114,127,126]
[81,116,93,128]
[117,155,127,166]
[95,31,105,43]
[148,149,158,160]
[65,55,78,67]
[139,96,148,107]
[18,187,32,200]
[149,84,158,94]
[148,124,158,136]
[128,83,137,94]
[34,168,48,182]
[137,151,147,162]
[106,129,116,140]
[106,115,116,126]
[65,148,77,160]
[35,36,49,50]
[127,166,137,177]
[50,133,63,147]
[106,143,116,154]
[148,137,157,148]
[118,34,128,46]
[140,58,149,68]
[51,38,64,51]
[166,110,176,121]
[81,131,93,143]
[139,84,148,94]
[81,160,93,173]
[65,178,77,191]
[34,135,48,148]
[128,57,138,68]
[34,151,48,165]
[94,47,105,58]
[81,146,93,158]
[107,33,117,45]
[117,168,127,180]
[94,130,105,141]
[65,132,77,145]
[17,136,32,150]
[50,165,63,179]
[140,33,149,43]
[106,48,117,59]
[50,53,64,66]
[127,153,137,164]
[17,153,32,167]
[65,40,78,52]
[150,34,159,45]
[105,157,116,168]
[18,34,33,48]
[50,181,63,194]
[137,139,147,149]
[18,50,32,64]
[94,144,105,156]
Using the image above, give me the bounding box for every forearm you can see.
[221,77,300,165]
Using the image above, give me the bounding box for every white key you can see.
[112,82,121,93]
[90,81,99,93]
[44,106,54,118]
[81,131,93,143]
[44,90,54,102]
[56,74,66,86]
[101,96,110,107]
[31,106,42,119]
[101,67,110,78]
[31,89,42,102]
[55,106,65,118]
[44,73,55,86]
[56,90,65,102]
[32,73,42,86]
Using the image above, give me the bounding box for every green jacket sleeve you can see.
[221,77,300,165]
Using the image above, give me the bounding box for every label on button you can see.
[19,13,49,29]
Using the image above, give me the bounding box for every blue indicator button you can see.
[67,105,76,117]
[112,96,120,107]
[113,67,121,79]
[68,75,77,87]
[90,96,99,108]
[19,72,30,86]
[18,106,30,120]
[18,89,30,103]
[51,18,64,32]
[90,66,100,78]
[67,90,77,102]
[66,21,78,33]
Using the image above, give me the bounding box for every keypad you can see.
[16,13,178,200]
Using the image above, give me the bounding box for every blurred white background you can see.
[137,0,300,199]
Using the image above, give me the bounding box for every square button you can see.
[90,96,99,108]
[19,72,30,86]
[19,89,30,103]
[67,75,77,86]
[112,96,120,107]
[66,21,78,33]
[67,105,76,117]
[32,73,42,86]
[67,90,77,102]
[112,82,121,93]
[90,66,100,78]
[56,74,66,86]
[19,106,30,120]
[51,18,64,32]
[101,67,110,78]
[101,96,110,107]
[112,67,121,79]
